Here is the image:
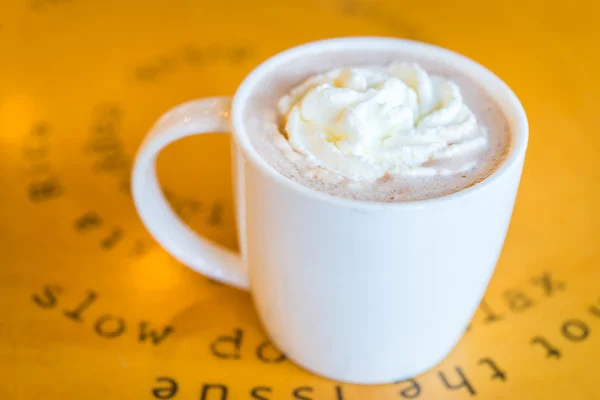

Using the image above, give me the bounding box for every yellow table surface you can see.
[1,0,599,398]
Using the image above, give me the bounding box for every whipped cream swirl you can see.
[278,63,488,180]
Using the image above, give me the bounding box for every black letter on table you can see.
[32,284,62,308]
[504,289,535,312]
[589,297,600,319]
[210,328,243,359]
[139,321,174,345]
[335,385,344,400]
[438,366,476,396]
[561,319,590,342]
[75,212,102,232]
[152,377,178,399]
[531,336,561,358]
[292,387,314,400]
[28,178,63,202]
[207,203,224,226]
[531,271,566,296]
[101,229,123,250]
[63,291,97,322]
[250,387,272,400]
[478,357,507,381]
[479,300,505,324]
[200,384,228,400]
[396,379,421,398]
[335,386,344,400]
[31,123,49,137]
[96,151,128,173]
[256,340,286,363]
[94,314,126,338]
[228,46,251,64]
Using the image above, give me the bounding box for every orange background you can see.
[1,0,599,398]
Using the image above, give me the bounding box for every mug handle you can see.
[131,97,249,290]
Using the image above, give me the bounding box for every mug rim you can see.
[231,36,528,209]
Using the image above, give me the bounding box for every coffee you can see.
[244,48,510,202]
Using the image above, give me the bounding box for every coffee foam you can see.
[243,48,511,202]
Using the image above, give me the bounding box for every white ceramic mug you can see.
[131,37,528,384]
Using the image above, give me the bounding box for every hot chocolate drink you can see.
[243,48,510,202]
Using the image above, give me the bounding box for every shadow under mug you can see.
[131,37,528,384]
